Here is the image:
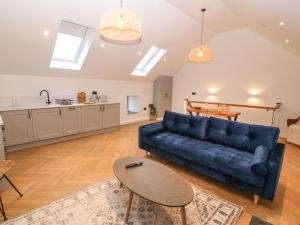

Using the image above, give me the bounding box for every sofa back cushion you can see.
[163,111,208,140]
[206,117,279,153]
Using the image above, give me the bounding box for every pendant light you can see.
[100,0,142,45]
[188,8,214,62]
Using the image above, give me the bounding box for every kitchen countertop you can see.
[0,102,120,112]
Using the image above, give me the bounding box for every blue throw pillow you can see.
[251,145,269,176]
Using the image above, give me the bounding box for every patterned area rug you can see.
[3,177,243,225]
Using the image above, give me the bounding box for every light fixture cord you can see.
[200,9,205,49]
[120,0,123,8]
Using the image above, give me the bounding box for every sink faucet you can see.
[40,90,51,105]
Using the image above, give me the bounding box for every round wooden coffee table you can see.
[113,157,194,224]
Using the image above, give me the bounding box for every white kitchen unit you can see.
[0,110,33,146]
[0,103,120,151]
[62,106,82,135]
[81,105,102,132]
[0,115,5,159]
[32,108,63,141]
[102,104,120,129]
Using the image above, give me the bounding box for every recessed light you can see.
[279,22,284,26]
[43,30,50,36]
[100,43,105,47]
[137,51,142,56]
[163,57,167,61]
[285,39,289,43]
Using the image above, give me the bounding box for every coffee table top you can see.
[113,157,194,207]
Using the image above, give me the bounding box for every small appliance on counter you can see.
[89,91,100,103]
[77,92,86,103]
[55,99,74,105]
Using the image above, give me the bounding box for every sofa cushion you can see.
[162,111,208,140]
[206,117,280,153]
[144,131,265,187]
[251,145,269,176]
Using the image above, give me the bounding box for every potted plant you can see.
[149,104,157,121]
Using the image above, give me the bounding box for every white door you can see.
[81,106,101,132]
[102,104,120,129]
[62,107,82,135]
[32,108,63,141]
[1,110,33,146]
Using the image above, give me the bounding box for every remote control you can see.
[125,162,143,169]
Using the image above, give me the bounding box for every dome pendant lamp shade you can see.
[188,8,214,62]
[100,0,142,45]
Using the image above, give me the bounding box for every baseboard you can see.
[120,117,149,125]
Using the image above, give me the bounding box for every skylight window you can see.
[131,46,167,76]
[49,20,96,70]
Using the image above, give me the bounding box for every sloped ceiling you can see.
[0,0,214,81]
[0,0,299,81]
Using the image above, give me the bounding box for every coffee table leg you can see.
[181,206,187,225]
[125,191,133,223]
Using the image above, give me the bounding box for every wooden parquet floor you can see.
[2,122,300,225]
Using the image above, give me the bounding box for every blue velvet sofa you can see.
[139,111,285,201]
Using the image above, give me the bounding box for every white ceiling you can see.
[0,0,299,81]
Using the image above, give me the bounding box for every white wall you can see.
[0,74,153,124]
[172,28,300,137]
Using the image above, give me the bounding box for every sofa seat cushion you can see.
[143,131,265,187]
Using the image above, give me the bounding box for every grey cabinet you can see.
[62,107,82,135]
[1,110,33,146]
[32,108,63,141]
[102,104,120,129]
[81,106,102,132]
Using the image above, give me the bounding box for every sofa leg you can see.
[254,194,259,205]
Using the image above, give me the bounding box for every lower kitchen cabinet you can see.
[81,105,102,132]
[1,110,33,146]
[32,108,63,141]
[102,104,120,129]
[62,107,82,135]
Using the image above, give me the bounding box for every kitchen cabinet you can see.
[102,104,120,129]
[0,115,5,159]
[32,108,63,141]
[1,110,33,146]
[62,107,82,135]
[81,105,102,132]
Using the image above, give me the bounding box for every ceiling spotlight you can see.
[163,57,167,61]
[100,43,105,47]
[285,39,289,43]
[137,51,142,56]
[279,22,284,26]
[43,30,50,36]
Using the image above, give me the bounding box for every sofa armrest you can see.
[263,143,285,200]
[251,145,269,176]
[140,122,164,136]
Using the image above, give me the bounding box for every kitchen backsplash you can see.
[0,95,109,107]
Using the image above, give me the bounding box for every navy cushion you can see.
[251,145,269,176]
[163,111,208,140]
[144,131,265,187]
[206,117,279,153]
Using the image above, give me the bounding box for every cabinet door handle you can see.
[1,126,5,131]
[3,137,6,142]
[68,107,76,110]
[28,110,31,119]
[59,108,62,116]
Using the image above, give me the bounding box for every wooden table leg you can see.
[125,191,133,223]
[181,206,187,225]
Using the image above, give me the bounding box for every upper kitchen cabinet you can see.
[102,103,120,129]
[62,107,82,135]
[81,105,102,132]
[1,110,33,146]
[32,108,63,141]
